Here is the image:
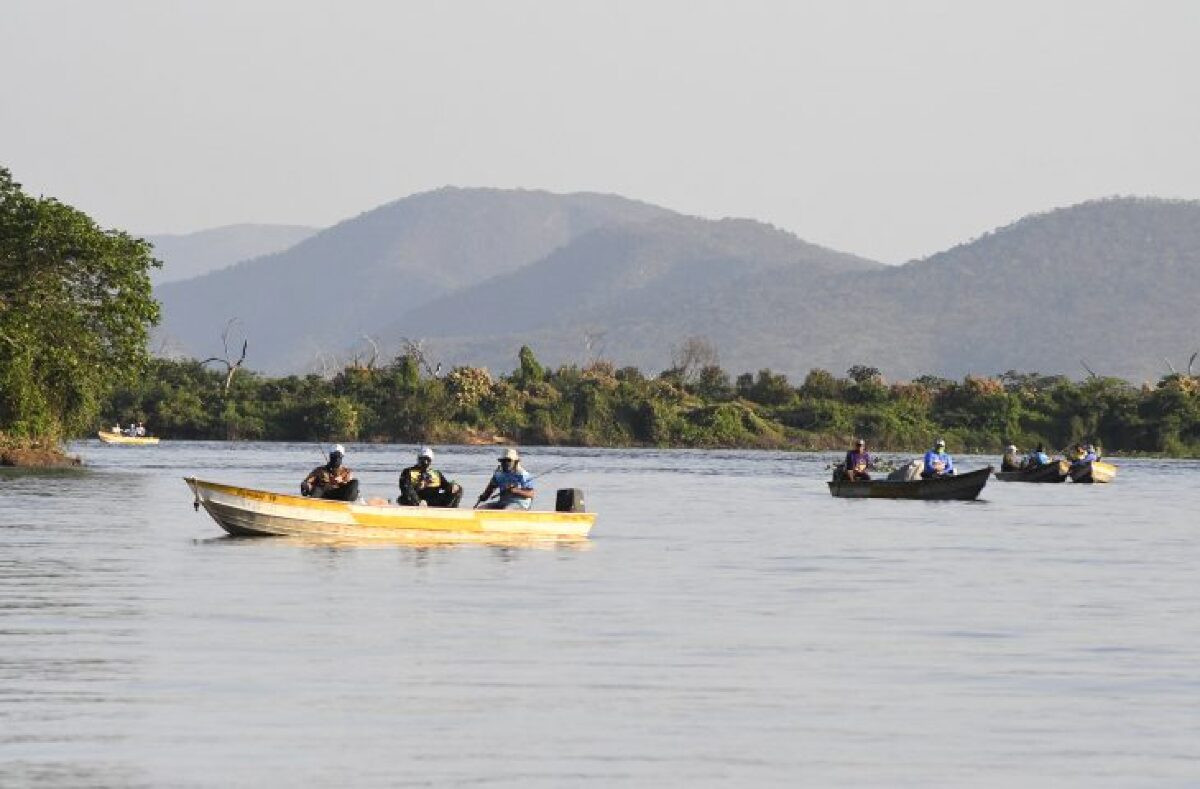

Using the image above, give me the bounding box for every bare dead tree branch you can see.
[199,318,248,397]
[1080,359,1097,379]
[399,337,437,377]
[1189,351,1198,377]
[361,335,380,370]
[1164,357,1178,376]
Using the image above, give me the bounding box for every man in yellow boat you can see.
[476,448,535,510]
[1069,443,1098,467]
[397,446,463,508]
[300,444,360,502]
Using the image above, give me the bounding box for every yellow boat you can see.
[1068,460,1117,483]
[184,477,596,542]
[97,430,161,445]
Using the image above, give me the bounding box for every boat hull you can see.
[185,477,595,541]
[98,431,160,445]
[994,459,1070,483]
[827,466,992,500]
[1068,460,1117,483]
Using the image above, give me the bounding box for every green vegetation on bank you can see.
[0,167,159,457]
[102,349,1200,456]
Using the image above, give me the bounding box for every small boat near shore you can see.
[827,466,992,500]
[185,477,595,541]
[994,459,1070,483]
[1068,460,1118,483]
[98,430,160,445]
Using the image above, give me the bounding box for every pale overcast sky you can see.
[2,0,1197,262]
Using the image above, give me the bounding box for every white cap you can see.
[1006,444,1016,452]
[331,444,346,456]
[418,446,434,460]
[935,438,946,446]
[498,447,520,462]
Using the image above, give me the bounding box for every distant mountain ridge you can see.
[155,188,673,369]
[154,191,1200,383]
[147,223,318,284]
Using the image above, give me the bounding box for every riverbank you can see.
[0,440,81,468]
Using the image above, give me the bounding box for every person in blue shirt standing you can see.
[476,448,535,510]
[922,438,955,479]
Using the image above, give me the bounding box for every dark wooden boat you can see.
[827,466,993,500]
[994,459,1070,483]
[1068,460,1117,483]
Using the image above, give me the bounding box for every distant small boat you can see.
[1068,460,1117,483]
[827,466,992,500]
[97,430,160,445]
[994,459,1071,483]
[185,478,595,541]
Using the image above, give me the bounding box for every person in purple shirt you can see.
[843,438,874,481]
[922,438,955,478]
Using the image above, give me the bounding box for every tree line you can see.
[101,348,1200,456]
[5,165,1200,458]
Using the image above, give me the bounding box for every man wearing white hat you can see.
[397,446,462,508]
[476,448,535,510]
[921,438,955,479]
[300,444,360,501]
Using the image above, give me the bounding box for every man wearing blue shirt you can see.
[1025,444,1051,468]
[476,448,535,510]
[922,438,955,478]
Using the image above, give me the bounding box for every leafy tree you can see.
[0,168,160,444]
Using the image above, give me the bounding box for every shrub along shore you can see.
[94,348,1200,458]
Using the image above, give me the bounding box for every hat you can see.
[1006,444,1016,453]
[935,438,946,447]
[498,448,520,462]
[855,438,865,445]
[330,444,345,456]
[418,446,434,460]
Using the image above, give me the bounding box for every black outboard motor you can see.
[555,488,585,513]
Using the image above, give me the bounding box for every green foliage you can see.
[98,344,1200,455]
[0,167,160,444]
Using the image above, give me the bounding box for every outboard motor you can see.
[555,488,585,513]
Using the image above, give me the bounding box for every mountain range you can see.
[153,190,1200,383]
[146,224,319,285]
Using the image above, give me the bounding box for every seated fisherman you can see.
[843,438,874,481]
[922,438,955,479]
[476,448,535,510]
[1070,443,1098,467]
[301,444,360,502]
[1001,444,1021,472]
[397,446,462,508]
[1024,443,1050,468]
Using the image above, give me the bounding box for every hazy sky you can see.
[3,0,1197,262]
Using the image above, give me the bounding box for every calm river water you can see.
[2,442,1198,787]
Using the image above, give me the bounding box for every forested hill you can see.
[147,223,318,285]
[153,188,673,372]
[382,196,1200,382]
[154,192,1200,382]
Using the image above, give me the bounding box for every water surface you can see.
[2,443,1197,786]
